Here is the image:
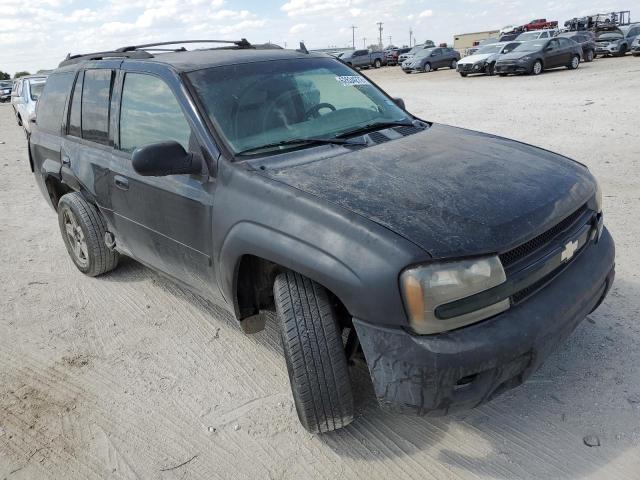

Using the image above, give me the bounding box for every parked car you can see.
[340,49,385,68]
[495,38,583,75]
[500,25,520,35]
[523,19,559,31]
[516,29,557,42]
[632,36,640,56]
[499,32,521,42]
[386,47,411,66]
[398,42,436,63]
[0,80,13,103]
[30,40,614,434]
[401,47,460,73]
[557,31,597,62]
[595,24,640,57]
[457,41,521,76]
[11,75,47,135]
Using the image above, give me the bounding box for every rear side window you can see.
[37,73,73,133]
[68,72,83,138]
[81,69,114,145]
[118,73,192,153]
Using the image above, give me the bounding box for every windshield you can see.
[29,82,45,100]
[407,45,424,55]
[597,31,623,40]
[513,41,545,52]
[188,58,412,156]
[476,44,504,54]
[517,32,540,41]
[414,48,434,58]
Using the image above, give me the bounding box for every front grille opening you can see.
[455,374,477,390]
[500,205,588,268]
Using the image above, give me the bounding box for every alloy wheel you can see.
[63,208,89,267]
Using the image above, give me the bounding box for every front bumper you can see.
[354,228,615,416]
[495,62,530,74]
[596,44,620,54]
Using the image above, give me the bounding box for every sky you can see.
[2,0,636,75]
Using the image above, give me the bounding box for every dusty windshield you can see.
[514,41,545,52]
[477,44,504,55]
[189,57,411,156]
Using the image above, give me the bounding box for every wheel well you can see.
[234,255,352,328]
[44,176,72,211]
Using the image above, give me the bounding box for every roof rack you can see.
[59,39,252,67]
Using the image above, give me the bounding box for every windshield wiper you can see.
[335,120,420,139]
[236,137,366,156]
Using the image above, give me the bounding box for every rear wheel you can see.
[531,60,543,75]
[450,59,458,69]
[57,192,119,276]
[568,54,580,70]
[486,62,496,75]
[373,59,382,68]
[274,271,354,433]
[585,49,594,62]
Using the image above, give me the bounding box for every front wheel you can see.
[485,62,496,76]
[568,54,580,70]
[459,72,468,77]
[585,50,594,62]
[274,271,354,433]
[531,60,543,75]
[615,45,627,57]
[422,62,431,73]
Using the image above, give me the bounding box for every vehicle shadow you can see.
[100,258,637,478]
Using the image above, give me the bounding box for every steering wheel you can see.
[304,102,337,120]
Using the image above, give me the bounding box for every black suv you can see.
[29,40,615,433]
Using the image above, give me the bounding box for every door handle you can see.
[62,155,71,166]
[114,175,129,191]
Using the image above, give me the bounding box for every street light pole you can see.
[377,22,383,48]
[350,25,358,49]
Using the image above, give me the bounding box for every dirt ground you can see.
[1,56,639,480]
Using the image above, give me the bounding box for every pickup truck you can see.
[340,49,385,68]
[523,19,559,31]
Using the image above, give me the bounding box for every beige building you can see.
[453,30,500,51]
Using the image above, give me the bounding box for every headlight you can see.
[518,56,532,63]
[473,64,481,70]
[400,256,509,335]
[595,180,603,213]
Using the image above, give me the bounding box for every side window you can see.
[36,73,74,133]
[81,69,114,145]
[119,73,192,154]
[68,71,83,138]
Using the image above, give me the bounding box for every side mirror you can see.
[132,141,202,177]
[393,97,406,110]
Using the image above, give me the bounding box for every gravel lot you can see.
[1,56,639,480]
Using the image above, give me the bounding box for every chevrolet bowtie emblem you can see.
[561,240,579,262]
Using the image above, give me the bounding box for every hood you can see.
[459,53,492,64]
[258,124,595,259]
[498,50,539,61]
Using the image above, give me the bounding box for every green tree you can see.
[14,71,31,78]
[0,71,10,80]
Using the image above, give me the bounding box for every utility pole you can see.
[363,37,366,48]
[377,22,383,48]
[388,35,392,46]
[409,28,413,47]
[350,25,358,50]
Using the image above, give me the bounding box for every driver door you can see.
[544,39,563,67]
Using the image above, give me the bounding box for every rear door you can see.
[60,66,117,207]
[557,38,574,64]
[107,66,217,296]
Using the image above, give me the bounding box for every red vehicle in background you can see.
[523,19,559,31]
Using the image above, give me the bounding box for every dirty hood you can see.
[261,124,596,258]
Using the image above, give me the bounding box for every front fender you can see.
[219,221,361,319]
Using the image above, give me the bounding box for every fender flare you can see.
[218,221,363,320]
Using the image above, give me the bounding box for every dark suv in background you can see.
[557,31,597,62]
[29,39,614,434]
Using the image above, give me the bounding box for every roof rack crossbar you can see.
[116,39,251,52]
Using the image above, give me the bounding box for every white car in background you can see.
[11,75,47,136]
[458,41,521,76]
[516,29,557,42]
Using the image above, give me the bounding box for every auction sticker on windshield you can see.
[335,75,370,86]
